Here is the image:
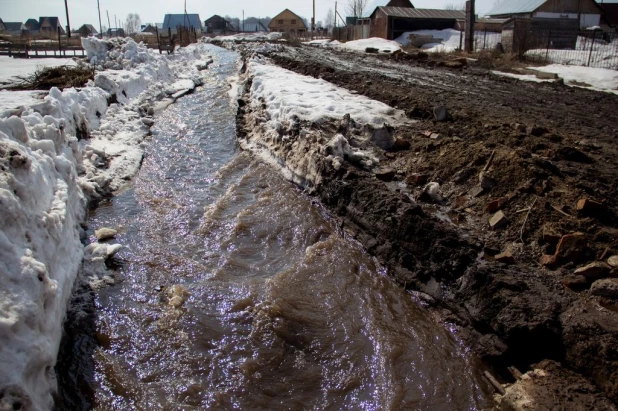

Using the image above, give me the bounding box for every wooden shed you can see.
[369,6,466,40]
[268,9,307,34]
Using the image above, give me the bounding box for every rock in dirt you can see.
[541,232,587,268]
[419,182,442,203]
[375,168,396,182]
[95,227,117,241]
[469,186,485,198]
[444,60,464,69]
[528,125,549,137]
[574,261,611,280]
[489,210,509,230]
[591,278,618,298]
[485,197,508,214]
[577,198,607,214]
[393,137,411,150]
[562,274,589,292]
[608,256,618,268]
[557,146,593,163]
[495,251,515,265]
[479,171,497,190]
[406,173,428,186]
[433,106,449,122]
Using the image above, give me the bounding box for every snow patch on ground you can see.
[337,38,402,53]
[0,56,76,87]
[395,29,502,53]
[204,32,282,42]
[0,37,210,410]
[0,90,47,114]
[492,64,618,94]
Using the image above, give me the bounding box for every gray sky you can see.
[0,0,503,28]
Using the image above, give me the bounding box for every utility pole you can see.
[97,0,103,38]
[64,0,71,38]
[106,10,111,36]
[465,0,475,52]
[242,10,245,32]
[335,1,338,29]
[312,0,316,39]
[115,15,117,31]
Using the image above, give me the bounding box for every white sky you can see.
[0,0,504,28]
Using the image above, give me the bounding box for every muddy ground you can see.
[235,44,618,407]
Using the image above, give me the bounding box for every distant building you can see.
[142,23,163,34]
[242,22,268,32]
[38,17,65,37]
[78,24,98,37]
[368,1,465,40]
[162,14,202,35]
[268,9,308,34]
[486,0,604,29]
[0,21,27,36]
[24,18,40,35]
[0,19,4,32]
[107,27,126,37]
[204,15,236,34]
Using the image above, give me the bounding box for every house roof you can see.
[162,14,201,30]
[80,24,97,33]
[39,16,62,30]
[386,0,414,8]
[486,0,546,16]
[25,19,40,30]
[374,7,466,19]
[270,9,308,28]
[205,15,229,23]
[3,22,26,31]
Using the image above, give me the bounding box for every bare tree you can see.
[324,9,335,29]
[124,13,141,34]
[345,0,369,18]
[444,2,465,10]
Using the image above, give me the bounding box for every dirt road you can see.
[253,45,618,407]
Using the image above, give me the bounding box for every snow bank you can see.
[249,56,407,127]
[336,37,402,53]
[239,56,410,188]
[492,64,618,94]
[205,32,282,43]
[0,91,46,114]
[0,38,210,410]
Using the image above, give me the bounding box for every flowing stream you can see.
[59,45,491,410]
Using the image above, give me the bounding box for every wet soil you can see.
[253,45,618,405]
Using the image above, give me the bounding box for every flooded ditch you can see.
[56,45,492,410]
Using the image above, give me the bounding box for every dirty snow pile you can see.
[0,38,209,410]
[395,29,502,53]
[239,56,409,187]
[492,64,618,94]
[309,37,401,53]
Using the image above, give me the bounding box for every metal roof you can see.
[377,7,466,19]
[3,22,26,31]
[162,14,202,30]
[486,0,546,16]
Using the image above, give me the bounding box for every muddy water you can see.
[71,46,491,410]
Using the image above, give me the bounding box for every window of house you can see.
[291,19,296,24]
[278,19,284,24]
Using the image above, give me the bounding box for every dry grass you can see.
[6,65,94,91]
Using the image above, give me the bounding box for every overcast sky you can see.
[0,0,615,28]
[0,0,505,28]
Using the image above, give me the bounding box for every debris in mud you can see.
[5,65,94,91]
[489,210,509,230]
[590,278,618,298]
[574,261,611,280]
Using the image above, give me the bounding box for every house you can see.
[162,14,202,35]
[24,18,40,35]
[268,9,308,34]
[0,22,27,36]
[78,24,97,37]
[107,28,126,37]
[141,23,163,34]
[204,15,236,34]
[369,1,465,40]
[242,22,268,32]
[598,2,618,29]
[38,17,65,36]
[486,0,604,29]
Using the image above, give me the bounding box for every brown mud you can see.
[236,45,618,407]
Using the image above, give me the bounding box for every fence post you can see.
[483,29,487,51]
[58,26,62,55]
[545,29,551,63]
[459,30,463,50]
[587,30,596,67]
